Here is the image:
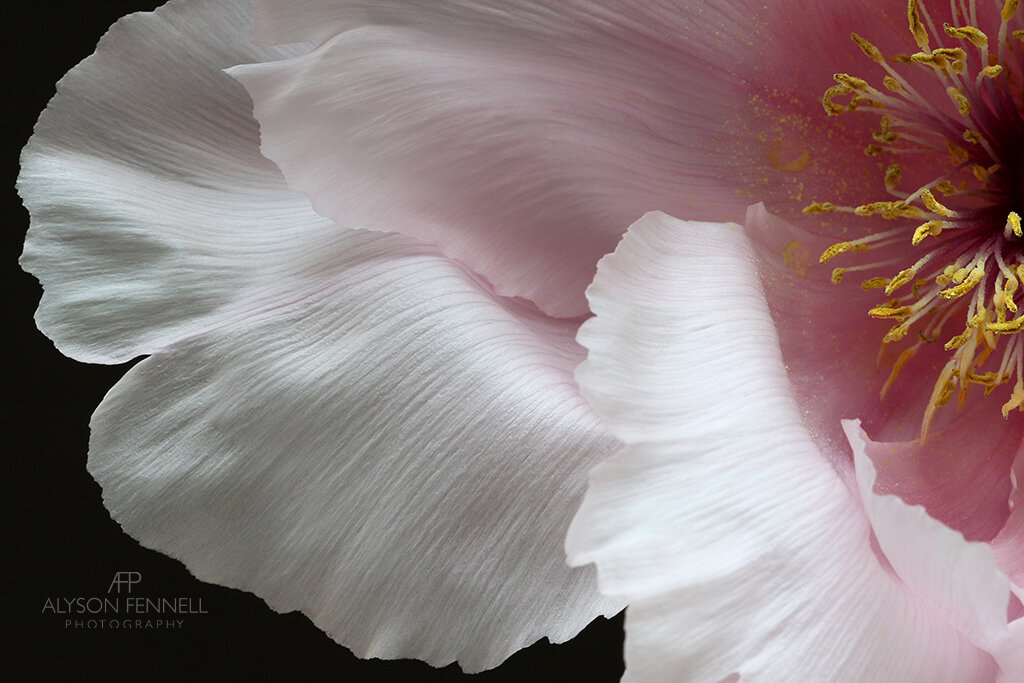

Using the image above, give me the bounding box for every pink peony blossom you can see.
[20,0,1024,680]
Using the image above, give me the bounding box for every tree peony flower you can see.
[20,0,1024,681]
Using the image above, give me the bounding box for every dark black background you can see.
[4,1,625,680]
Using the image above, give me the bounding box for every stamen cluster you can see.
[809,0,1023,436]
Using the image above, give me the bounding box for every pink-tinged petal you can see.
[229,22,756,317]
[18,0,341,364]
[89,228,623,673]
[848,421,1023,679]
[567,213,996,682]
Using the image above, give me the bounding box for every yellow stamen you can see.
[946,87,971,116]
[943,23,988,48]
[1003,0,1020,22]
[907,0,930,48]
[981,65,1004,79]
[988,317,1024,334]
[855,201,921,218]
[1008,211,1022,237]
[885,266,918,294]
[831,268,846,284]
[883,76,902,92]
[802,202,837,214]
[912,220,944,245]
[822,84,852,115]
[884,164,902,192]
[939,266,984,299]
[850,33,885,62]
[920,189,953,216]
[869,305,914,319]
[1003,382,1024,417]
[819,241,869,264]
[861,276,891,291]
[881,346,918,399]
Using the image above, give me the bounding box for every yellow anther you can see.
[947,141,969,163]
[932,47,967,71]
[934,378,957,408]
[822,84,852,115]
[855,201,920,219]
[1005,276,1020,313]
[884,164,902,192]
[945,327,974,350]
[1003,383,1024,417]
[920,189,953,216]
[973,164,990,182]
[848,94,882,111]
[865,144,884,156]
[911,52,950,68]
[939,266,984,299]
[882,76,902,92]
[802,202,837,214]
[831,268,846,284]
[912,278,929,298]
[963,130,983,144]
[885,266,917,294]
[834,73,870,91]
[1008,211,1022,237]
[988,317,1024,334]
[946,87,971,116]
[885,322,911,342]
[1003,0,1020,22]
[907,0,930,48]
[861,276,891,291]
[981,65,1004,79]
[819,241,869,264]
[943,23,989,47]
[870,305,914,319]
[873,117,898,143]
[935,181,958,196]
[1014,29,1024,41]
[850,33,885,62]
[912,220,944,244]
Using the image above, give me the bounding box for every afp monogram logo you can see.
[41,571,208,630]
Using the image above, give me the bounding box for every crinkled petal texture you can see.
[236,0,911,317]
[565,213,1022,682]
[20,0,622,670]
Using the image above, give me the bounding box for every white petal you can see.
[567,213,996,682]
[19,0,334,363]
[89,229,622,672]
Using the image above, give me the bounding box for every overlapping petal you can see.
[19,0,622,670]
[566,213,1019,681]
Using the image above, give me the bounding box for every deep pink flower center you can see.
[809,0,1023,435]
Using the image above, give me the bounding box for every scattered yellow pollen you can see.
[1008,211,1022,237]
[981,65,1004,79]
[882,76,902,92]
[819,241,869,263]
[912,220,944,244]
[939,266,984,299]
[907,0,930,48]
[851,33,885,62]
[920,189,953,216]
[802,202,837,214]
[861,276,891,291]
[946,86,971,116]
[943,23,989,48]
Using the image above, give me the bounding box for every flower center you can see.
[810,0,1023,436]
